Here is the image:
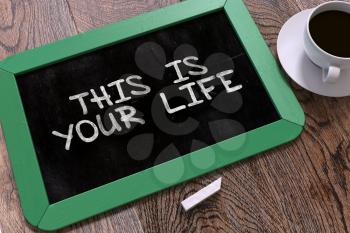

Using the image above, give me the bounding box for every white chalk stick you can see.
[181,177,222,211]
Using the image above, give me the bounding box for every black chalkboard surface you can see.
[16,11,280,204]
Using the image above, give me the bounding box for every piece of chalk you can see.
[181,177,222,211]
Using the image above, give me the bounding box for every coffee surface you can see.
[309,10,350,58]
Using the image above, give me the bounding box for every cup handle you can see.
[322,65,341,83]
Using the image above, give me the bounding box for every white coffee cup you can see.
[304,1,350,83]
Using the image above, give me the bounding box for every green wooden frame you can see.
[0,0,304,230]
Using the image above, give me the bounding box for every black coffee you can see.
[309,10,350,57]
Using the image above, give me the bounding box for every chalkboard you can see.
[0,0,304,230]
[16,11,279,203]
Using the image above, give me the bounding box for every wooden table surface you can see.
[0,0,349,232]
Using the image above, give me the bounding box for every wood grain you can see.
[0,0,349,232]
[0,0,76,60]
[66,0,179,33]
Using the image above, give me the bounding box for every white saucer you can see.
[277,9,350,97]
